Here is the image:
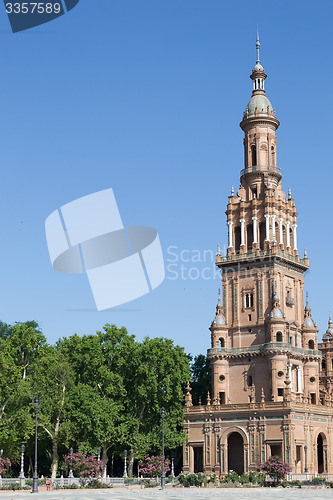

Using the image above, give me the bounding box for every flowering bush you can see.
[258,456,291,483]
[0,456,11,475]
[64,452,103,484]
[138,455,170,478]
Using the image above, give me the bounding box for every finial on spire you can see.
[231,185,234,196]
[218,288,221,304]
[217,243,220,254]
[304,248,307,258]
[329,309,332,324]
[256,26,260,64]
[288,187,291,199]
[306,291,309,307]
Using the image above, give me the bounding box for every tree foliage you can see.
[189,354,211,405]
[0,321,191,478]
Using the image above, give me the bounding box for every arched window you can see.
[289,228,293,249]
[322,359,326,371]
[219,338,225,348]
[276,331,283,342]
[282,225,287,247]
[259,221,266,250]
[248,375,253,387]
[308,339,314,350]
[234,227,241,254]
[271,146,275,167]
[251,145,257,166]
[244,293,254,308]
[247,224,253,251]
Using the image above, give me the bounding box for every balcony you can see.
[240,165,281,177]
[207,342,322,360]
[216,248,309,268]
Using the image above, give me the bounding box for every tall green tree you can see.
[190,354,211,405]
[57,325,132,475]
[30,346,75,478]
[0,321,46,458]
[121,336,191,475]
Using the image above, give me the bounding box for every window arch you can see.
[251,145,257,166]
[247,224,253,251]
[219,337,225,348]
[322,359,326,371]
[271,146,276,167]
[234,226,241,254]
[308,339,314,350]
[276,331,283,342]
[248,375,253,387]
[259,221,266,250]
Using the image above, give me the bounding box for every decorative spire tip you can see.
[256,26,260,64]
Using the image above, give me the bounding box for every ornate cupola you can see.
[210,290,227,349]
[303,294,315,328]
[322,311,333,341]
[239,31,281,193]
[269,288,283,320]
[302,293,318,350]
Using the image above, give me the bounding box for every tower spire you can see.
[256,27,260,64]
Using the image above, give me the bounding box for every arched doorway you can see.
[227,432,244,475]
[317,434,324,473]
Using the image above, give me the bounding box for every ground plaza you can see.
[0,487,332,500]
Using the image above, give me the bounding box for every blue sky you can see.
[0,0,332,356]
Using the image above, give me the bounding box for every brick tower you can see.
[183,35,333,478]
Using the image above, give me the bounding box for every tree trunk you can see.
[102,447,108,478]
[128,450,135,477]
[110,453,114,477]
[51,441,58,479]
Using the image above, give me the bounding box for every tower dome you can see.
[242,31,277,120]
[326,311,333,335]
[211,291,226,327]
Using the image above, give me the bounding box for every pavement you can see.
[0,486,332,500]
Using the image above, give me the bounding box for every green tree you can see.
[0,321,46,459]
[121,336,190,475]
[30,346,75,478]
[57,325,132,475]
[190,354,211,405]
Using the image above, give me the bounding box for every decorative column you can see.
[252,217,258,244]
[258,421,266,464]
[248,419,256,466]
[233,277,239,324]
[221,444,226,474]
[240,219,245,247]
[296,365,302,393]
[288,363,293,391]
[222,277,228,322]
[264,214,270,241]
[271,215,276,242]
[304,445,308,473]
[227,221,233,248]
[293,224,298,251]
[286,221,291,248]
[213,426,221,468]
[278,218,283,246]
[257,272,264,320]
